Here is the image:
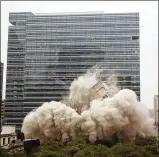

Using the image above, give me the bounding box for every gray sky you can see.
[1,1,158,109]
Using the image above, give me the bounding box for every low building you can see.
[0,125,17,146]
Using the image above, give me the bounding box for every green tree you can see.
[143,145,159,155]
[108,143,153,157]
[135,135,158,146]
[33,150,69,157]
[1,136,159,157]
[0,148,11,157]
[73,144,108,157]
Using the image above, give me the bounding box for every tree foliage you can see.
[108,143,153,157]
[1,136,158,157]
[134,135,158,146]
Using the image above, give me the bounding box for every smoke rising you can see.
[68,73,98,113]
[22,72,155,144]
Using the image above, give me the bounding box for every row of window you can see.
[27,14,139,18]
[24,55,139,59]
[25,49,139,53]
[26,37,137,41]
[27,25,139,30]
[26,34,139,38]
[12,24,139,30]
[25,52,138,56]
[27,19,139,24]
[26,40,139,44]
[24,58,139,63]
[26,29,139,32]
[6,100,23,102]
[23,69,140,75]
[23,66,139,72]
[7,67,24,70]
[25,45,139,49]
[26,29,139,34]
[27,16,139,21]
[24,66,139,71]
[23,76,139,81]
[7,61,24,64]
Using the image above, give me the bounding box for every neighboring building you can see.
[5,12,140,130]
[154,95,158,139]
[148,109,154,119]
[0,125,17,146]
[1,100,5,127]
[0,62,3,131]
[154,95,158,125]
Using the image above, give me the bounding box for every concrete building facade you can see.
[0,125,17,146]
[5,12,140,130]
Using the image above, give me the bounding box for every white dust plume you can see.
[22,73,155,144]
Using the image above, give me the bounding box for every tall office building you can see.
[5,12,140,130]
[0,62,4,131]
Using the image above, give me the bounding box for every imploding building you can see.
[5,12,140,130]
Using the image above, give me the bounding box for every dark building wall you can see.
[5,12,140,130]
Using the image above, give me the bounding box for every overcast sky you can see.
[1,1,158,109]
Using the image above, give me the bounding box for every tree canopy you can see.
[0,136,158,157]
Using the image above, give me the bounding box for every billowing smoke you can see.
[68,72,119,113]
[21,72,155,144]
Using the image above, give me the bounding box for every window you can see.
[8,137,10,144]
[3,138,5,145]
[132,36,139,40]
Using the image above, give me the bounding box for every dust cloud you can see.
[21,72,155,144]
